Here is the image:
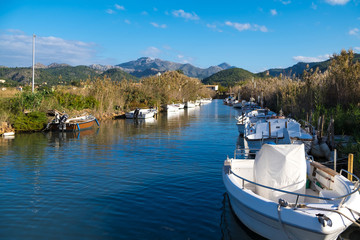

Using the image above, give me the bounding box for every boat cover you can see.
[254,144,306,203]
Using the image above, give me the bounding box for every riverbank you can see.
[0,71,214,134]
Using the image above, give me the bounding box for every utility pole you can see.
[32,34,36,93]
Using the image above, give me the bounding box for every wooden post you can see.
[334,149,337,172]
[321,115,325,139]
[317,116,321,139]
[348,153,354,181]
[330,118,335,149]
[268,121,271,138]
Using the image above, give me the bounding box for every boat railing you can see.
[233,148,259,159]
[228,156,360,209]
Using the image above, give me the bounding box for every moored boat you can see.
[236,108,276,135]
[244,117,313,150]
[125,108,157,119]
[46,113,99,131]
[200,98,212,104]
[223,143,360,240]
[165,104,180,112]
[185,101,196,108]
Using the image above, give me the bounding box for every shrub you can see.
[12,111,48,131]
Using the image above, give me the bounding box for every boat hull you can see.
[49,118,97,131]
[223,171,353,240]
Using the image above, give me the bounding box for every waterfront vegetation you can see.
[0,71,213,132]
[234,49,360,170]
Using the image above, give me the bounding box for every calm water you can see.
[0,100,357,240]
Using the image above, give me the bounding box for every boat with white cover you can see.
[223,143,360,240]
[244,117,313,150]
[236,109,276,135]
[233,100,259,110]
[125,108,157,119]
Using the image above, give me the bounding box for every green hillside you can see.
[101,68,138,81]
[0,66,137,86]
[202,68,255,86]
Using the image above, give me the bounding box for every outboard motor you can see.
[59,114,69,131]
[134,109,140,119]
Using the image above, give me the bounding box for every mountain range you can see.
[114,57,234,79]
[1,54,358,86]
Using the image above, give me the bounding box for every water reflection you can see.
[220,193,266,240]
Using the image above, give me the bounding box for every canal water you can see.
[0,100,357,240]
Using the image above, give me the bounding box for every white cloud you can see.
[172,9,199,21]
[0,31,97,67]
[153,7,158,12]
[150,22,167,28]
[354,47,360,52]
[141,11,148,15]
[176,54,193,64]
[270,9,278,16]
[349,28,359,36]
[325,0,350,5]
[225,21,268,32]
[206,23,223,32]
[114,4,125,10]
[311,2,318,9]
[124,19,131,24]
[142,46,161,58]
[280,0,291,5]
[292,54,331,63]
[106,9,115,14]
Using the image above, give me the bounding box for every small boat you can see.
[125,108,157,119]
[233,100,258,110]
[174,103,185,109]
[200,98,212,104]
[185,101,196,108]
[244,118,313,150]
[2,132,15,137]
[165,104,180,112]
[236,109,276,135]
[46,113,99,131]
[223,143,360,240]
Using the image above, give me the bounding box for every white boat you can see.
[185,101,196,108]
[236,109,276,135]
[244,117,313,150]
[174,103,185,109]
[233,100,258,110]
[125,108,157,119]
[200,98,212,104]
[165,104,180,112]
[223,143,360,240]
[2,132,15,137]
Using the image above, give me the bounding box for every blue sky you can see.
[0,0,359,72]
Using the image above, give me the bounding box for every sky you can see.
[0,0,359,72]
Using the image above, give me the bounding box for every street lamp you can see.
[32,34,36,93]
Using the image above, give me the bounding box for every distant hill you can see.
[202,68,256,86]
[116,57,233,79]
[101,68,137,81]
[257,53,360,77]
[0,64,137,86]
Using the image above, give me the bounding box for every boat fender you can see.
[95,118,100,127]
[316,214,332,227]
[76,123,80,131]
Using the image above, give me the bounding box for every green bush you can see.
[55,92,99,110]
[12,111,48,131]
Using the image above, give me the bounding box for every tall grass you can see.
[0,71,212,131]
